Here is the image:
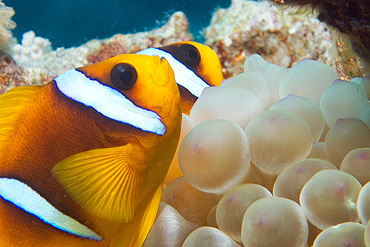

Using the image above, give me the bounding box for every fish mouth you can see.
[55,69,166,136]
[137,47,210,98]
[0,177,103,241]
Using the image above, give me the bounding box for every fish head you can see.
[167,41,224,87]
[137,41,224,114]
[56,54,182,138]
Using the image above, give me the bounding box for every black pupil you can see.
[110,63,137,90]
[181,44,200,67]
[188,49,198,60]
[120,70,132,83]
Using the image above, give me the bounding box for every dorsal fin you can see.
[0,86,41,146]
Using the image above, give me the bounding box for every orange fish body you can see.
[0,54,182,246]
[138,41,223,115]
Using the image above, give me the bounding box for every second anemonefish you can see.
[137,41,223,115]
[0,54,182,246]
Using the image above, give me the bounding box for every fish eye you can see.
[180,44,201,67]
[110,63,138,90]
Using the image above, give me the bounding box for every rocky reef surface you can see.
[204,0,337,78]
[271,0,370,74]
[0,0,15,52]
[0,10,192,93]
[1,0,368,93]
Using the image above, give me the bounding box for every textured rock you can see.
[0,0,15,52]
[0,51,52,94]
[270,0,370,75]
[88,11,193,63]
[13,31,52,62]
[9,11,192,86]
[204,0,339,78]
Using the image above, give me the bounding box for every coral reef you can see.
[205,0,338,78]
[12,32,94,80]
[10,11,192,85]
[0,51,26,94]
[270,0,370,74]
[13,31,52,62]
[0,11,192,93]
[88,11,192,63]
[4,1,363,90]
[0,51,52,94]
[0,0,15,52]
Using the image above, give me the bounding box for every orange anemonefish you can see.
[137,41,223,115]
[0,54,182,246]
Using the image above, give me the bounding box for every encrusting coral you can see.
[4,1,365,90]
[0,51,27,94]
[0,11,192,94]
[270,0,370,74]
[13,31,52,63]
[9,11,192,86]
[87,11,192,63]
[205,0,337,78]
[0,0,15,52]
[0,48,53,94]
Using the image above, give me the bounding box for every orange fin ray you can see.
[52,144,147,223]
[110,184,163,247]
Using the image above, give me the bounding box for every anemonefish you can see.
[137,41,223,115]
[0,54,182,246]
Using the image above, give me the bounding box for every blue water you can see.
[4,0,231,48]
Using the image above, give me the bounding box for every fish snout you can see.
[151,55,175,88]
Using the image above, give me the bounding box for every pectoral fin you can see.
[52,144,146,223]
[110,184,163,247]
